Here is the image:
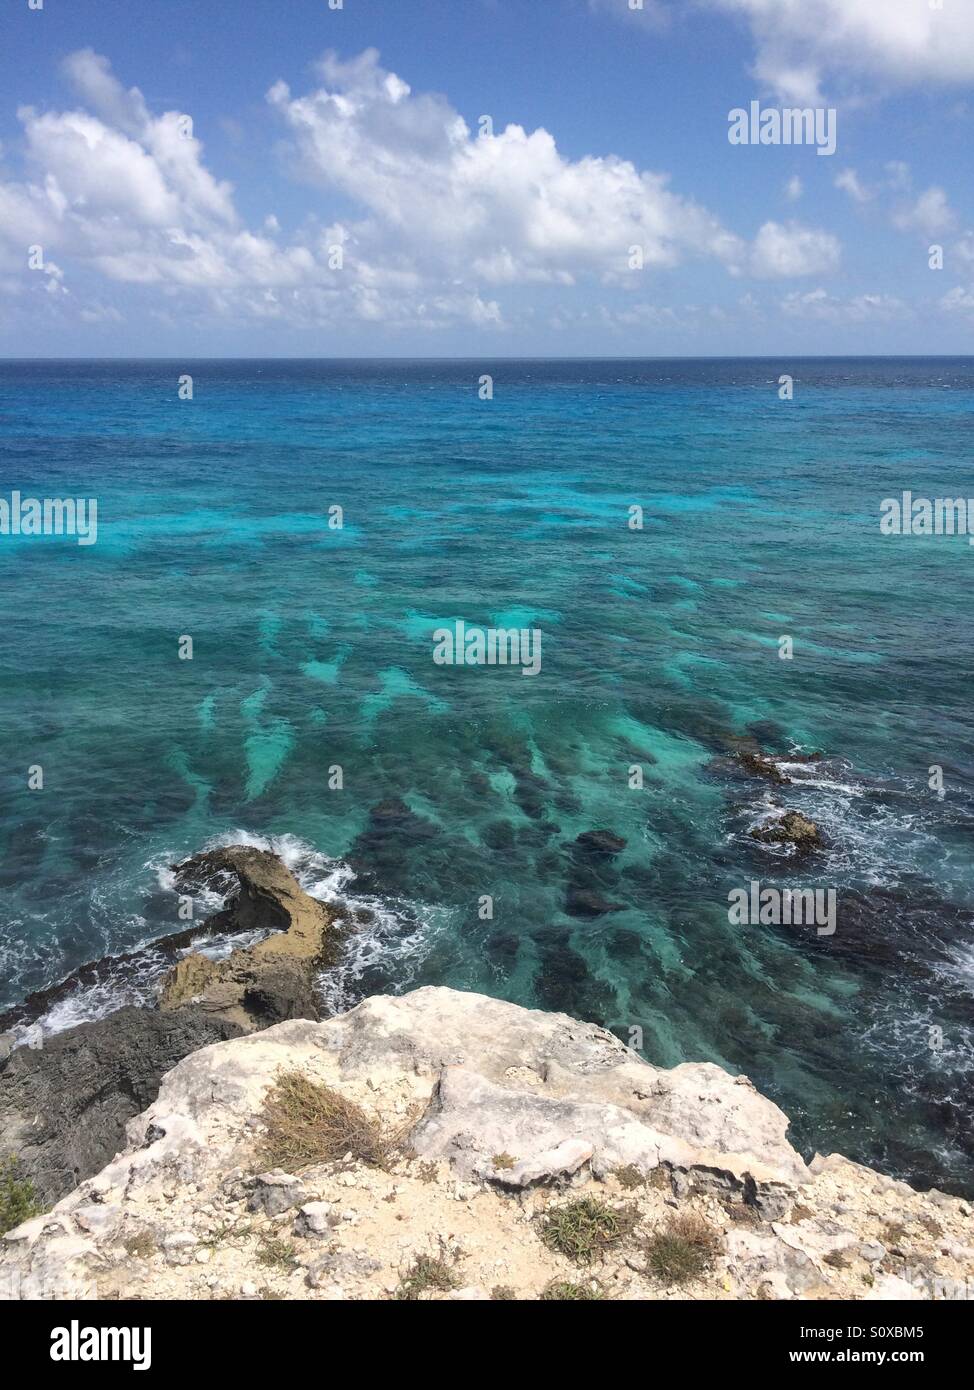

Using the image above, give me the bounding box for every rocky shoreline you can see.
[1,814,971,1301]
[0,846,346,1207]
[2,984,972,1302]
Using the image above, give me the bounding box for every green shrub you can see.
[0,1156,39,1235]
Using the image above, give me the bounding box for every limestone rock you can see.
[247,1171,306,1218]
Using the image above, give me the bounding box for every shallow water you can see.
[1,358,973,1189]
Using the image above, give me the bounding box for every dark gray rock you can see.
[574,830,627,856]
[0,1005,244,1209]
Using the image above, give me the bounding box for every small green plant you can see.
[122,1230,157,1259]
[491,1152,516,1171]
[540,1279,606,1301]
[256,1233,297,1270]
[394,1254,459,1301]
[539,1198,636,1265]
[644,1211,720,1285]
[613,1164,646,1191]
[257,1071,391,1171]
[490,1284,517,1301]
[0,1156,39,1235]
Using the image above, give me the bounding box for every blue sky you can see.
[1,0,972,355]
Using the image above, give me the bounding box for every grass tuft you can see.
[256,1233,298,1270]
[644,1211,720,1284]
[257,1070,391,1171]
[394,1254,458,1301]
[539,1197,636,1265]
[540,1279,607,1301]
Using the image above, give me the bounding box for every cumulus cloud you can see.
[267,48,749,288]
[703,0,974,102]
[893,186,957,239]
[0,47,842,334]
[748,221,841,278]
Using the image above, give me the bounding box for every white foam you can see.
[8,830,444,1049]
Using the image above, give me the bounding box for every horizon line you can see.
[1,354,973,364]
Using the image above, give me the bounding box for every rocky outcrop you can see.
[0,845,339,1209]
[3,987,970,1301]
[751,810,823,850]
[159,846,338,1028]
[737,751,793,785]
[0,1006,244,1209]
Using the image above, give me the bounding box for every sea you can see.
[1,357,973,1191]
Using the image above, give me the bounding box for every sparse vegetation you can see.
[122,1230,157,1259]
[490,1284,517,1301]
[644,1211,720,1284]
[540,1279,606,1301]
[256,1233,298,1270]
[882,1221,909,1248]
[723,1199,762,1227]
[394,1254,459,1301]
[613,1164,646,1191]
[539,1197,637,1265]
[0,1156,39,1236]
[257,1071,391,1171]
[491,1152,516,1171]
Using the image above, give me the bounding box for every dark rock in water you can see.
[575,829,627,856]
[751,811,823,849]
[737,752,793,786]
[482,820,516,852]
[533,934,616,1026]
[367,798,413,824]
[0,1006,244,1208]
[347,798,439,892]
[565,887,624,918]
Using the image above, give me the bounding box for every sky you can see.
[0,0,972,356]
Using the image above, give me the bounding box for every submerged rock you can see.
[574,830,627,856]
[565,888,624,918]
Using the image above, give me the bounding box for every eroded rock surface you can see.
[4,987,969,1301]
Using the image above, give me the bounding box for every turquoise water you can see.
[1,358,973,1190]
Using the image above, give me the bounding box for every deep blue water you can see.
[1,358,973,1190]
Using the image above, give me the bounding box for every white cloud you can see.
[748,221,841,278]
[784,175,803,202]
[267,49,749,290]
[781,287,908,322]
[702,0,974,101]
[893,186,957,239]
[0,47,844,335]
[834,168,872,204]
